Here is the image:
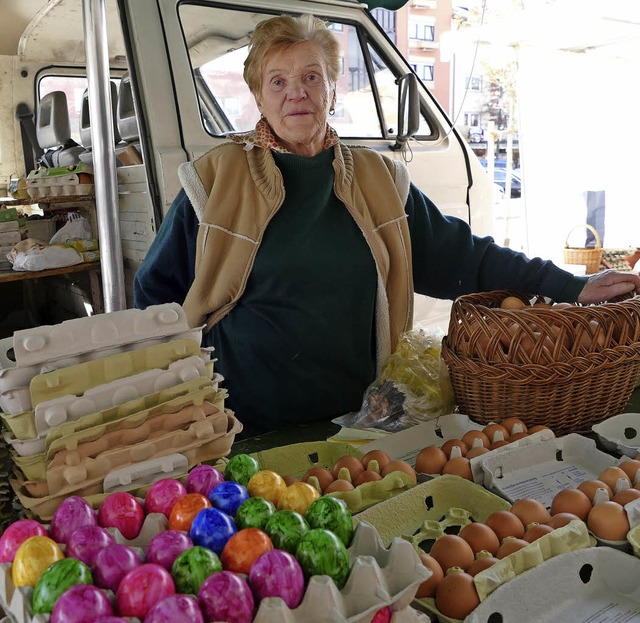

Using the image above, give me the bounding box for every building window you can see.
[465,112,480,127]
[467,75,483,91]
[328,22,343,32]
[410,62,434,82]
[409,23,435,42]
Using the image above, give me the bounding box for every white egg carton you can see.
[0,232,20,246]
[592,412,640,458]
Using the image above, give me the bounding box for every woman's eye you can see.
[270,78,285,90]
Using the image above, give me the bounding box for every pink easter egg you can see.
[66,525,115,568]
[248,549,305,608]
[198,570,254,623]
[185,464,224,497]
[145,478,187,518]
[92,543,142,592]
[145,530,193,570]
[50,585,113,623]
[98,492,145,540]
[144,594,204,623]
[50,496,98,545]
[116,563,175,619]
[0,519,48,563]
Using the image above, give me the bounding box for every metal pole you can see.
[83,0,126,312]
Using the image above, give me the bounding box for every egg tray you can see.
[592,412,640,458]
[7,380,221,470]
[17,405,229,496]
[11,411,241,516]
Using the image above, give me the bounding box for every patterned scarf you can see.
[228,118,339,153]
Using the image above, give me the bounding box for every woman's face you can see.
[256,40,335,157]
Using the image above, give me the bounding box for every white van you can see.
[0,0,492,329]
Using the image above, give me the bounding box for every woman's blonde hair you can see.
[244,14,341,96]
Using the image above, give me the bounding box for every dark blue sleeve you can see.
[406,183,585,302]
[133,189,198,309]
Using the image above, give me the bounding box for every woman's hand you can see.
[577,269,640,304]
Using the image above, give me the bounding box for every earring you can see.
[329,108,335,116]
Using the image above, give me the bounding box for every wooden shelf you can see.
[0,194,95,207]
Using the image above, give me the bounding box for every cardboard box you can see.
[592,412,640,458]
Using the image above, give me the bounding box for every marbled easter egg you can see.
[171,545,223,595]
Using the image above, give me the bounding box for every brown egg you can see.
[353,470,383,487]
[467,553,500,576]
[283,474,299,486]
[435,569,480,620]
[360,449,391,472]
[612,488,640,506]
[381,459,417,483]
[545,512,581,529]
[429,534,475,572]
[500,296,526,310]
[484,510,525,541]
[528,425,551,435]
[458,522,500,555]
[440,439,469,459]
[442,457,473,481]
[331,455,364,481]
[414,446,447,475]
[302,467,334,493]
[598,467,631,493]
[483,423,510,443]
[508,431,529,442]
[510,498,551,527]
[577,479,613,502]
[489,439,511,450]
[324,479,355,494]
[500,417,528,435]
[619,459,640,485]
[551,488,592,521]
[461,430,490,450]
[465,446,491,460]
[496,536,529,559]
[587,501,630,541]
[523,523,554,542]
[415,553,444,599]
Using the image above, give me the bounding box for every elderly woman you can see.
[134,14,640,438]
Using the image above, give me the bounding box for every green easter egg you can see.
[235,496,276,530]
[295,528,350,589]
[305,496,354,547]
[171,545,223,594]
[32,557,93,614]
[264,510,310,554]
[224,454,260,487]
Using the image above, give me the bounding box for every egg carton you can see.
[0,232,20,246]
[6,379,221,465]
[0,220,19,232]
[592,412,640,458]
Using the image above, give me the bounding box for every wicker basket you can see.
[441,290,640,435]
[564,224,602,274]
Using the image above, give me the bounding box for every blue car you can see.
[490,167,522,198]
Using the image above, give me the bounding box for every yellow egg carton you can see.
[12,382,224,483]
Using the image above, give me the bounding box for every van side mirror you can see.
[392,73,420,150]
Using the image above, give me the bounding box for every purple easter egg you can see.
[92,543,142,593]
[198,570,254,623]
[116,563,176,619]
[0,519,48,563]
[145,479,188,518]
[186,464,224,497]
[50,496,98,545]
[144,593,204,623]
[98,492,145,540]
[66,525,115,568]
[249,549,305,608]
[94,619,130,623]
[50,584,113,623]
[146,530,193,570]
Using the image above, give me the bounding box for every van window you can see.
[39,76,89,145]
[179,3,433,139]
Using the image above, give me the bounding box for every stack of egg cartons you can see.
[0,303,242,521]
[0,209,22,272]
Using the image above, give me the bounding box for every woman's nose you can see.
[286,79,307,99]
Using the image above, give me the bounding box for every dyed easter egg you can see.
[305,496,354,546]
[116,563,176,619]
[169,492,211,532]
[146,530,193,570]
[98,491,145,540]
[171,545,223,594]
[12,536,64,587]
[235,496,276,530]
[145,593,205,623]
[94,618,130,623]
[92,543,142,593]
[198,570,254,623]
[189,507,237,554]
[32,557,93,614]
[247,470,287,506]
[295,528,350,589]
[66,525,115,568]
[223,454,260,487]
[248,549,305,608]
[50,496,98,545]
[0,519,48,563]
[186,464,225,497]
[220,528,273,575]
[208,481,249,516]
[371,606,393,623]
[145,478,187,518]
[50,584,113,623]
[264,510,310,554]
[277,481,320,515]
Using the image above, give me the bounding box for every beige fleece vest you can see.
[179,141,414,369]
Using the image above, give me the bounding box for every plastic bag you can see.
[8,239,82,271]
[333,327,455,432]
[49,215,92,244]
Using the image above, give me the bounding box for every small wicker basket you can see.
[564,224,602,274]
[441,291,640,435]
